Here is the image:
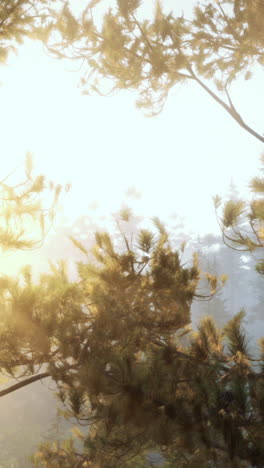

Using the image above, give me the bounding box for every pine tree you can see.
[0,208,262,467]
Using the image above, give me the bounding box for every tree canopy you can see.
[45,0,264,142]
[3,1,263,141]
[0,209,262,467]
[0,0,67,63]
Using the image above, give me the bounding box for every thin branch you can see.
[216,1,241,44]
[188,65,264,143]
[249,218,263,247]
[0,371,50,397]
[131,12,153,52]
[224,86,243,121]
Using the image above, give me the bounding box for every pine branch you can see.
[131,12,153,52]
[0,371,50,397]
[187,64,264,143]
[0,0,25,29]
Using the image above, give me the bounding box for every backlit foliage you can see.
[0,211,263,466]
[0,153,69,251]
[215,155,264,272]
[0,0,66,63]
[44,0,264,142]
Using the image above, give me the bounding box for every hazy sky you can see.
[0,0,263,266]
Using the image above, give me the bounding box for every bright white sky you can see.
[0,0,263,274]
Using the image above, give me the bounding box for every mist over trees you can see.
[1,0,264,467]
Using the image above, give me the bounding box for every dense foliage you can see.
[0,209,261,467]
